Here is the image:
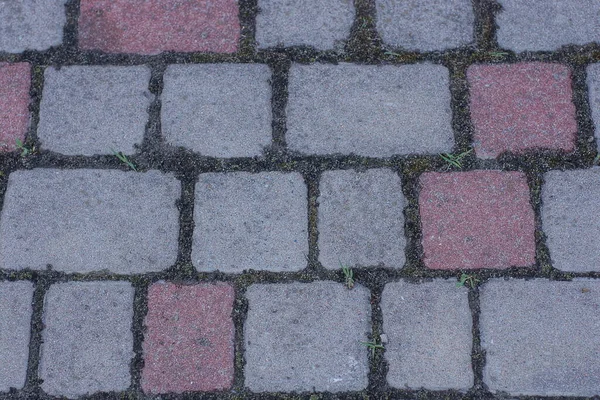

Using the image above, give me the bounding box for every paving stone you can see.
[496,0,600,52]
[382,280,473,390]
[0,281,34,392]
[40,281,134,398]
[193,172,307,273]
[142,282,235,394]
[480,278,600,396]
[0,63,30,152]
[468,62,577,159]
[287,63,454,157]
[244,281,370,392]
[162,64,272,158]
[541,168,600,272]
[0,0,67,53]
[38,66,152,156]
[419,171,535,270]
[0,169,180,273]
[78,0,240,54]
[375,0,474,52]
[318,168,406,269]
[255,0,354,50]
[587,63,600,151]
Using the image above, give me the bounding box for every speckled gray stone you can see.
[37,66,152,156]
[244,282,370,392]
[480,279,600,396]
[541,168,600,272]
[0,169,180,273]
[162,64,272,158]
[375,0,474,51]
[40,281,134,398]
[587,64,600,151]
[319,169,406,269]
[287,63,454,157]
[0,281,33,392]
[381,280,473,390]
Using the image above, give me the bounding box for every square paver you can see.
[0,63,30,152]
[40,281,134,398]
[142,282,235,394]
[244,282,371,392]
[37,66,152,156]
[480,278,600,396]
[193,172,308,273]
[287,63,454,157]
[375,0,474,52]
[587,63,600,151]
[419,171,536,270]
[78,0,240,54]
[0,281,34,392]
[162,64,272,158]
[468,63,577,159]
[382,280,473,390]
[318,169,406,269]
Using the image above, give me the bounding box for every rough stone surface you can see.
[142,282,235,394]
[40,282,134,398]
[255,0,354,50]
[480,278,600,396]
[193,172,308,273]
[162,64,272,158]
[587,63,600,150]
[468,63,577,159]
[318,169,406,269]
[0,0,67,53]
[419,171,536,270]
[244,282,371,392]
[375,0,475,51]
[0,169,180,273]
[287,63,454,157]
[0,63,30,152]
[38,66,152,156]
[381,280,473,390]
[496,0,600,52]
[78,0,240,54]
[0,281,33,392]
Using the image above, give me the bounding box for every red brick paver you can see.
[419,171,535,270]
[78,0,240,55]
[141,282,235,394]
[0,63,30,152]
[468,62,577,158]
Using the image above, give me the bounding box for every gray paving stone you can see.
[38,66,152,156]
[480,278,600,396]
[587,63,600,151]
[381,280,473,390]
[244,281,370,392]
[0,281,33,392]
[40,281,134,398]
[255,0,354,50]
[375,0,474,52]
[0,169,180,274]
[496,0,600,52]
[319,168,406,269]
[541,168,600,272]
[193,172,307,273]
[287,63,454,157]
[0,0,67,53]
[162,64,272,158]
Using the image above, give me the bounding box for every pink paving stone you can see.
[78,0,240,55]
[0,63,30,152]
[467,62,577,159]
[419,170,536,270]
[141,282,235,394]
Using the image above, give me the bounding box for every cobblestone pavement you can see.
[0,1,600,399]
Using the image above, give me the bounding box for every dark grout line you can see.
[129,278,150,396]
[141,63,167,154]
[268,55,291,152]
[473,0,501,51]
[23,276,49,397]
[468,285,488,395]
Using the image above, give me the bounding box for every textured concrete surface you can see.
[287,63,454,157]
[0,63,30,152]
[244,282,371,392]
[480,279,600,396]
[162,64,272,157]
[587,63,600,151]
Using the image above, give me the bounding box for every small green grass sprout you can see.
[111,149,137,171]
[360,340,384,356]
[15,138,36,157]
[594,154,600,165]
[456,273,479,288]
[340,262,354,289]
[487,51,509,58]
[441,149,472,168]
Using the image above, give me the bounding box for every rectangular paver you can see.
[0,169,180,274]
[0,63,30,152]
[587,63,600,151]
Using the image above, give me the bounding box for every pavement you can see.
[0,0,599,399]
